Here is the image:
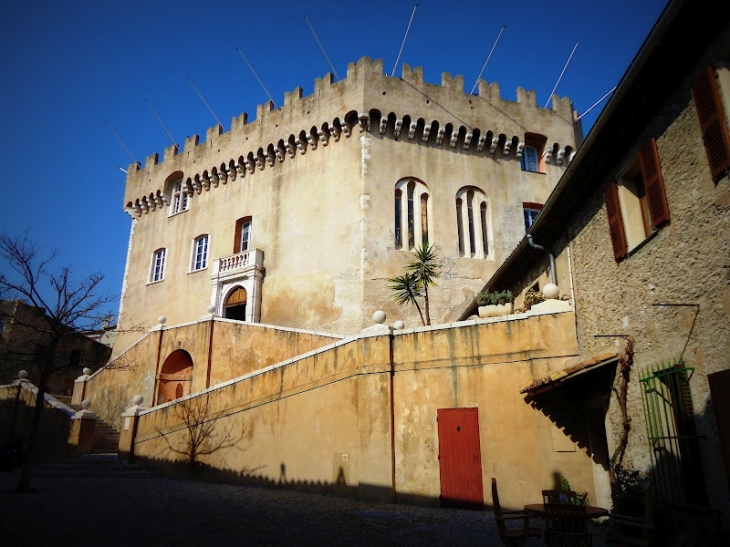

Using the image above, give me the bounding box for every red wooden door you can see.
[437,407,484,508]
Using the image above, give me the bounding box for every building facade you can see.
[115,57,580,355]
[472,0,730,525]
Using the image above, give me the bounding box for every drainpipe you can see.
[527,235,557,285]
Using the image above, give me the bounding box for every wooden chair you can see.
[543,489,580,505]
[492,478,542,547]
[542,503,593,547]
[606,482,654,546]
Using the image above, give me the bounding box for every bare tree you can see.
[158,393,242,475]
[0,232,116,491]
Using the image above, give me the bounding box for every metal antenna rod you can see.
[186,78,224,130]
[545,43,578,109]
[391,4,418,77]
[470,25,506,95]
[577,86,617,120]
[145,99,177,146]
[104,122,138,166]
[304,15,340,81]
[237,48,276,108]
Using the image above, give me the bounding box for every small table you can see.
[524,504,609,518]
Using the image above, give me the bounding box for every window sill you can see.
[168,209,189,218]
[188,267,208,274]
[521,169,545,175]
[147,279,165,286]
[621,227,662,261]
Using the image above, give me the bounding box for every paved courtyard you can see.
[0,473,617,546]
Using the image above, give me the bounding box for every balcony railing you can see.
[212,249,264,277]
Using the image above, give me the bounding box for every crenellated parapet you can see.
[124,56,579,218]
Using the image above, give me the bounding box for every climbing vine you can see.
[608,335,634,484]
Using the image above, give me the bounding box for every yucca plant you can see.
[388,241,441,326]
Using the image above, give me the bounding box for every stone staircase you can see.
[68,403,121,454]
[31,454,164,478]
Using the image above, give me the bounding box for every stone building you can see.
[115,57,580,356]
[466,0,730,523]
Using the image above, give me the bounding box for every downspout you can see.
[527,235,557,285]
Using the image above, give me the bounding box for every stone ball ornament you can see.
[372,310,386,324]
[82,367,91,376]
[207,304,216,314]
[393,320,405,330]
[158,315,167,325]
[132,395,144,406]
[18,370,29,379]
[81,399,92,410]
[543,283,560,300]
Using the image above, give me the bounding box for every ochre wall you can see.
[126,311,601,509]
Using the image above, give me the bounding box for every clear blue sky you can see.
[0,0,668,320]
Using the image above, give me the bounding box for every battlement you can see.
[124,56,579,217]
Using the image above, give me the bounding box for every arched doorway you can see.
[157,349,193,405]
[224,286,247,321]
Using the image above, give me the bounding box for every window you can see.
[150,248,166,282]
[69,350,84,367]
[394,178,431,249]
[456,187,489,258]
[692,66,730,183]
[521,133,547,173]
[605,138,670,261]
[169,180,188,215]
[191,235,209,271]
[523,202,543,232]
[234,217,252,253]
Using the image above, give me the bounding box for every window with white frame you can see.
[523,202,543,232]
[191,235,209,271]
[150,248,166,282]
[394,178,431,250]
[520,133,547,173]
[170,180,188,215]
[234,217,252,253]
[456,187,489,258]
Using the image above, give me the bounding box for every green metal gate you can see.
[639,360,707,506]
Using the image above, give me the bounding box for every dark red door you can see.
[437,407,484,508]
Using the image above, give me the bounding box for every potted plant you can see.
[476,290,514,318]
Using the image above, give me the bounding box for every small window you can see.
[521,133,547,173]
[394,178,431,250]
[150,248,166,282]
[169,180,188,215]
[523,202,543,232]
[234,217,252,253]
[191,235,209,271]
[456,186,489,258]
[69,350,84,367]
[605,138,670,260]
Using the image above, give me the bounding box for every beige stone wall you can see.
[113,57,579,357]
[126,311,603,508]
[84,320,342,428]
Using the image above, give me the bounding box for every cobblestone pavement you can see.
[0,474,609,546]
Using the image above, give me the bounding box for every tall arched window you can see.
[455,187,489,258]
[394,178,431,249]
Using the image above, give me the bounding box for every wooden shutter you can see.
[605,182,628,260]
[692,67,730,183]
[639,138,670,229]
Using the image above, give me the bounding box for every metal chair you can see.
[542,503,593,547]
[492,478,542,547]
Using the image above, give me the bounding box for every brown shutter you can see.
[692,67,730,183]
[639,138,670,229]
[605,182,628,261]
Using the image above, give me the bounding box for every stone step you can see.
[30,455,164,478]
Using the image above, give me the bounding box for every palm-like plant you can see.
[388,271,425,326]
[388,241,440,326]
[406,241,440,325]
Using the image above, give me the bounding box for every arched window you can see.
[394,178,431,249]
[234,216,252,253]
[150,248,166,282]
[224,286,247,321]
[456,187,489,258]
[165,172,188,215]
[191,235,209,271]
